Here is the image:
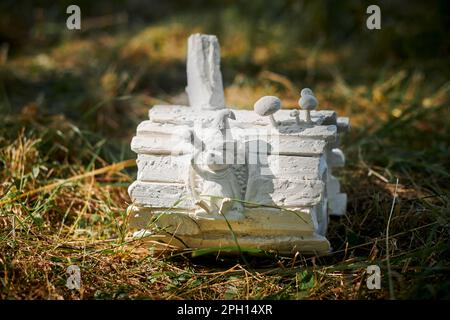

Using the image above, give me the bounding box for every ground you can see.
[0,1,449,299]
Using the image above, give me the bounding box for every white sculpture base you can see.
[128,207,330,255]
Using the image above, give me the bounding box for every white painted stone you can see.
[244,176,324,207]
[176,234,331,254]
[132,132,328,157]
[129,178,324,209]
[127,34,350,255]
[128,181,194,209]
[136,154,191,183]
[149,105,337,126]
[137,119,337,142]
[327,174,341,195]
[237,124,337,142]
[272,136,326,156]
[266,155,325,179]
[136,154,325,183]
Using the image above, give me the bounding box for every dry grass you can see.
[0,5,449,300]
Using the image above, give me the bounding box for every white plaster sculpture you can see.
[254,96,281,127]
[128,33,350,255]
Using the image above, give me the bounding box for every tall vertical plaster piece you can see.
[127,34,350,255]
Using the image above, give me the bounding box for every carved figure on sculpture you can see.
[187,110,244,219]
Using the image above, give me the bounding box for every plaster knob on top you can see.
[253,95,281,127]
[186,34,226,110]
[301,88,314,97]
[290,109,301,126]
[299,88,318,124]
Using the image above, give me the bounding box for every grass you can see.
[0,3,449,299]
